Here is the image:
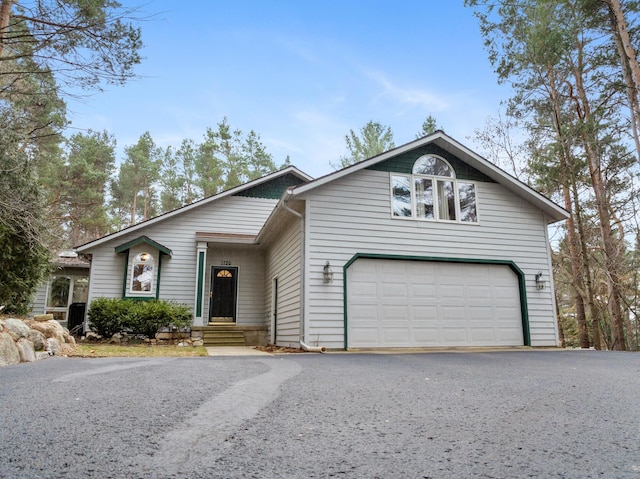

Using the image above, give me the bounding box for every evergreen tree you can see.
[333,120,395,169]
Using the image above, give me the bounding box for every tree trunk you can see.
[571,66,627,350]
[604,0,640,162]
[548,69,591,348]
[0,0,15,58]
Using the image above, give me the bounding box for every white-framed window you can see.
[391,154,478,223]
[45,275,89,323]
[130,252,154,294]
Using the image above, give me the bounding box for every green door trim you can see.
[196,251,205,317]
[342,253,530,350]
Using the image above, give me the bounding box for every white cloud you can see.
[366,69,449,112]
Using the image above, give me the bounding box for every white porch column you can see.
[194,242,208,326]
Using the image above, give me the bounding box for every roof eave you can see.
[76,165,312,252]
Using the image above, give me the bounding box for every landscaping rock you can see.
[29,329,46,351]
[33,314,54,322]
[110,333,122,344]
[26,320,66,344]
[192,339,204,347]
[4,318,30,341]
[0,332,20,366]
[85,331,102,341]
[46,338,62,355]
[0,317,76,367]
[16,338,36,363]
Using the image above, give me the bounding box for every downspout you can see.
[282,191,326,353]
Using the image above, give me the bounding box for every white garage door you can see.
[347,259,523,348]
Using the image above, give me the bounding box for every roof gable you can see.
[114,236,172,256]
[233,172,308,199]
[366,142,494,182]
[287,131,569,223]
[76,166,312,252]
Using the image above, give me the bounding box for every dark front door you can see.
[209,267,238,323]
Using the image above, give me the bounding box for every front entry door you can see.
[209,267,238,323]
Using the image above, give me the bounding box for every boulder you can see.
[16,338,36,363]
[26,320,66,344]
[4,318,30,341]
[192,339,204,347]
[33,314,54,322]
[45,338,62,355]
[0,332,20,366]
[110,333,122,344]
[29,329,47,351]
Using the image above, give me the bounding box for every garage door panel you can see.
[348,259,523,348]
[382,305,409,321]
[381,327,411,343]
[412,305,438,322]
[381,282,408,299]
[410,283,436,299]
[350,281,378,298]
[438,285,465,299]
[442,328,469,343]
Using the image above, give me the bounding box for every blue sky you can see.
[66,1,509,178]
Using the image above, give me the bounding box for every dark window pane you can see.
[392,175,412,217]
[415,177,434,219]
[459,182,478,222]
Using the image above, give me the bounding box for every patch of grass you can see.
[68,343,209,358]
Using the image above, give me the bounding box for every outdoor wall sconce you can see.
[323,261,334,284]
[535,271,546,290]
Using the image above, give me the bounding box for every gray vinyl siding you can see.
[83,196,277,323]
[299,169,559,349]
[264,215,302,347]
[31,283,47,316]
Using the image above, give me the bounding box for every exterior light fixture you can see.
[323,261,334,284]
[535,271,546,290]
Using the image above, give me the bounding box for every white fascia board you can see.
[76,165,313,252]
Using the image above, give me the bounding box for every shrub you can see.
[87,297,129,337]
[88,298,193,338]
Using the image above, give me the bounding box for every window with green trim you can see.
[391,155,478,223]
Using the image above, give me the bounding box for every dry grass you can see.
[67,343,209,358]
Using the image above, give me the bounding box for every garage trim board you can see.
[343,253,530,349]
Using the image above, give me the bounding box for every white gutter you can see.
[282,193,325,353]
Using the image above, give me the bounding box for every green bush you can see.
[88,298,192,338]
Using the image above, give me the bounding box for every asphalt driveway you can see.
[1,350,639,478]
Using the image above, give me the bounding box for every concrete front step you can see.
[202,330,246,347]
[191,325,267,347]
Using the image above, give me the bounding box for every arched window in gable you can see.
[391,154,478,223]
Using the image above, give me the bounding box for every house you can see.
[74,131,569,350]
[31,251,90,333]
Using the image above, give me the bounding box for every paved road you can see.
[1,351,639,478]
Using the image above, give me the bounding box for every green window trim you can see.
[116,236,172,301]
[342,253,530,350]
[196,251,205,317]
